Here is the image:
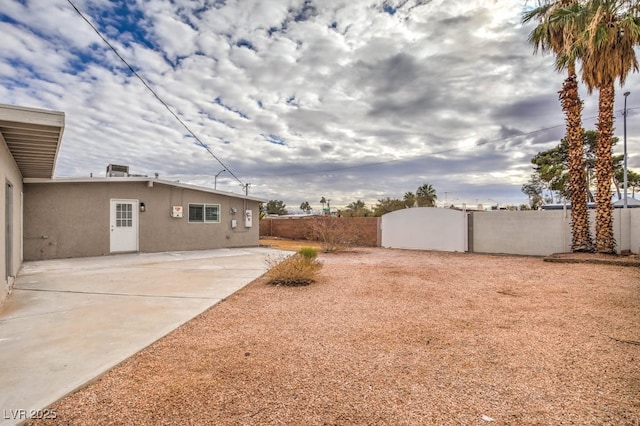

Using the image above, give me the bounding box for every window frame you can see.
[188,203,221,223]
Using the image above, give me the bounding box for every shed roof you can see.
[0,104,65,178]
[22,176,266,203]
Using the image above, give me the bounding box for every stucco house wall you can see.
[1,132,24,304]
[0,103,65,305]
[23,179,262,261]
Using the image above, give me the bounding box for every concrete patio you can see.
[0,247,285,425]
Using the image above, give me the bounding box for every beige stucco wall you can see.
[1,132,24,304]
[23,181,261,260]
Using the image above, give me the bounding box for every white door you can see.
[110,199,139,253]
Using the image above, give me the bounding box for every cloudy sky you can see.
[1,0,638,212]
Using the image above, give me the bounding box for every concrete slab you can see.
[0,247,287,425]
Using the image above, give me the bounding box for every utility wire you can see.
[64,0,638,184]
[66,0,244,187]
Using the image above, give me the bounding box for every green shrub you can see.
[298,246,318,260]
[265,253,322,286]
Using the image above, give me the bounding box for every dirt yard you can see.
[29,248,639,425]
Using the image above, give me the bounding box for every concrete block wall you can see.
[261,209,639,256]
[472,208,639,256]
[632,210,640,254]
[472,210,572,256]
[260,216,381,247]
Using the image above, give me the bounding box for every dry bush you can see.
[309,217,364,252]
[265,250,322,286]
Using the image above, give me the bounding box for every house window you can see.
[188,204,220,223]
[116,203,133,227]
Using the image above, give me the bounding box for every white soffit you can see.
[0,104,65,179]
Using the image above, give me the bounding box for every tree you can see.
[403,192,416,208]
[531,141,570,201]
[343,200,372,217]
[632,171,640,198]
[578,0,640,253]
[265,200,288,215]
[522,174,545,209]
[300,201,312,214]
[373,198,406,216]
[416,183,437,207]
[319,196,327,215]
[614,168,640,199]
[527,130,622,203]
[628,170,640,198]
[523,0,593,251]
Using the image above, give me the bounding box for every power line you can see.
[63,0,639,185]
[65,0,244,187]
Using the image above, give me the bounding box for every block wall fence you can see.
[261,209,640,256]
[260,216,381,247]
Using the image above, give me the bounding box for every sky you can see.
[1,0,639,212]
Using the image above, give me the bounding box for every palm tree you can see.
[578,0,640,253]
[403,191,416,208]
[416,183,437,207]
[345,200,370,217]
[319,196,327,215]
[523,0,593,252]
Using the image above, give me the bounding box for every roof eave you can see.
[0,103,65,179]
[23,177,267,203]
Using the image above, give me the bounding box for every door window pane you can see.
[116,203,133,227]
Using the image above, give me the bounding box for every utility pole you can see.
[214,169,225,190]
[623,91,630,208]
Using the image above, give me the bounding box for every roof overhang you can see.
[0,104,65,179]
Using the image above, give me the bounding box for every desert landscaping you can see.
[28,246,639,425]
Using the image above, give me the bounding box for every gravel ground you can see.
[29,248,640,425]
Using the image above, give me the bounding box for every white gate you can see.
[381,207,467,252]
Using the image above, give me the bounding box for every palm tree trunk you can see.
[560,63,592,252]
[594,81,616,254]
